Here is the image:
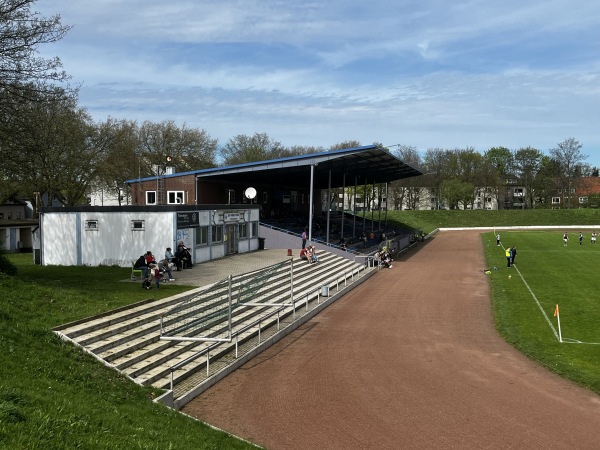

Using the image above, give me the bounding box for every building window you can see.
[85,220,99,230]
[167,191,184,204]
[239,223,248,239]
[146,191,156,205]
[0,213,3,220]
[263,192,268,203]
[195,226,208,245]
[514,188,523,196]
[552,197,561,204]
[251,222,258,238]
[212,225,223,243]
[579,196,588,204]
[131,220,145,230]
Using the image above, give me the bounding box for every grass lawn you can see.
[0,254,256,450]
[482,230,600,393]
[3,209,600,448]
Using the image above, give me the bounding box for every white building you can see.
[39,205,260,267]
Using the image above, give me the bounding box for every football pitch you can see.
[483,230,600,392]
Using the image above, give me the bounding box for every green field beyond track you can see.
[482,230,600,392]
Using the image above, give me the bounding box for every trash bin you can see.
[321,285,330,297]
[258,237,265,250]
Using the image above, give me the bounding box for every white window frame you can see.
[85,219,99,231]
[211,225,223,243]
[552,197,561,204]
[195,226,208,245]
[131,220,145,231]
[167,191,184,204]
[146,191,157,205]
[239,223,248,239]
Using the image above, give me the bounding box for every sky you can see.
[35,0,600,168]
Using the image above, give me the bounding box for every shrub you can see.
[0,251,17,276]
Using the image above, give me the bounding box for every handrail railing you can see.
[167,262,373,392]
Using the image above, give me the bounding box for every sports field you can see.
[483,230,600,392]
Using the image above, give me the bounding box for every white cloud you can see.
[31,0,600,166]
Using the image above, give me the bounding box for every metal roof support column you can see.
[371,180,375,232]
[353,176,357,238]
[378,182,382,229]
[384,182,389,230]
[326,169,331,245]
[308,164,315,243]
[363,177,367,232]
[340,172,346,241]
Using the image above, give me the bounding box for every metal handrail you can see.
[168,261,372,391]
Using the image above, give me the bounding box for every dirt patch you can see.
[183,231,600,449]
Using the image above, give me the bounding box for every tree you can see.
[2,91,104,206]
[484,147,514,209]
[94,118,140,205]
[220,132,286,165]
[328,140,362,151]
[422,148,451,209]
[513,146,542,209]
[441,178,475,210]
[549,138,587,208]
[138,120,217,174]
[0,0,72,110]
[389,145,422,210]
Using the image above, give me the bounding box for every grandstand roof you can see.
[202,145,422,188]
[128,145,423,189]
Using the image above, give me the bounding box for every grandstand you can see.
[54,248,379,409]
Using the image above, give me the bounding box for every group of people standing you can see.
[563,231,598,246]
[505,246,517,267]
[133,242,194,290]
[497,233,517,268]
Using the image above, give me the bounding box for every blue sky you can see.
[36,0,600,167]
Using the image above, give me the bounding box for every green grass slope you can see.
[0,255,256,450]
[385,209,600,234]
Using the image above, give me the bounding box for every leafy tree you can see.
[422,148,450,209]
[220,132,286,165]
[513,146,542,209]
[328,140,362,151]
[441,178,475,210]
[0,0,72,110]
[389,145,422,210]
[139,120,217,174]
[473,155,499,210]
[549,138,587,208]
[287,145,324,155]
[0,0,73,203]
[93,118,139,205]
[484,147,514,209]
[1,91,104,206]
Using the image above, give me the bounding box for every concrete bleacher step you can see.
[54,251,372,396]
[149,258,367,390]
[124,256,358,384]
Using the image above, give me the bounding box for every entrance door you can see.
[226,224,237,255]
